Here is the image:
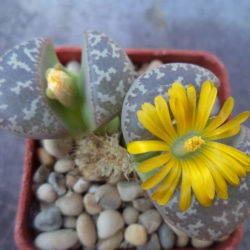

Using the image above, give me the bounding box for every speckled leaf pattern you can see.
[121,63,220,144]
[82,31,135,129]
[0,38,68,138]
[148,125,250,241]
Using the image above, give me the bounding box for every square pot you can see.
[15,47,243,250]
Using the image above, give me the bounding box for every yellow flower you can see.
[127,81,250,211]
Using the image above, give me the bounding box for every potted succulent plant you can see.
[0,31,248,250]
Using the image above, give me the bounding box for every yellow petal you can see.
[141,162,173,190]
[203,147,240,186]
[198,153,228,200]
[127,140,169,155]
[208,111,250,138]
[154,96,176,139]
[207,141,250,166]
[138,153,171,173]
[192,156,215,200]
[157,163,181,205]
[151,158,179,199]
[207,125,240,140]
[188,158,212,207]
[204,97,234,133]
[137,110,172,142]
[195,81,217,130]
[179,161,192,211]
[206,142,247,177]
[187,84,197,128]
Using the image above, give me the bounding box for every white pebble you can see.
[117,181,144,201]
[55,191,83,216]
[176,235,189,247]
[36,183,57,203]
[66,61,81,74]
[54,157,74,173]
[88,184,100,193]
[124,224,148,246]
[83,193,102,215]
[76,213,96,247]
[191,238,213,248]
[97,210,124,239]
[97,230,123,250]
[34,229,78,250]
[73,178,90,193]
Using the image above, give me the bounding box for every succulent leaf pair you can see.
[0,31,134,138]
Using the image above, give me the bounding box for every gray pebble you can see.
[55,191,84,216]
[63,216,77,229]
[34,207,62,232]
[123,206,139,224]
[33,165,51,184]
[138,209,162,234]
[117,181,144,201]
[95,184,121,210]
[54,157,74,173]
[48,172,67,196]
[132,198,153,212]
[36,183,57,203]
[137,233,161,250]
[34,229,78,250]
[158,223,175,250]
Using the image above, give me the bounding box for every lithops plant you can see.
[0,31,134,139]
[121,63,250,240]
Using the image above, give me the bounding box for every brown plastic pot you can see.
[15,48,243,250]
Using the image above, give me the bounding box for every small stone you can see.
[191,238,213,248]
[137,233,161,250]
[83,193,102,215]
[40,202,54,211]
[147,60,163,70]
[95,184,121,209]
[88,184,100,193]
[97,230,123,250]
[34,229,78,250]
[63,216,77,229]
[37,147,54,166]
[65,169,80,189]
[132,198,153,212]
[73,177,90,193]
[34,207,62,232]
[36,183,57,203]
[138,209,162,234]
[117,181,144,201]
[158,223,175,250]
[76,213,97,247]
[55,191,84,216]
[122,206,139,224]
[176,235,189,248]
[54,157,74,173]
[48,172,67,196]
[66,60,81,74]
[124,224,148,246]
[42,138,73,158]
[97,210,124,239]
[33,165,51,184]
[218,234,230,242]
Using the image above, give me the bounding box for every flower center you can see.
[184,136,205,152]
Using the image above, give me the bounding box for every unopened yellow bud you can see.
[46,68,74,107]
